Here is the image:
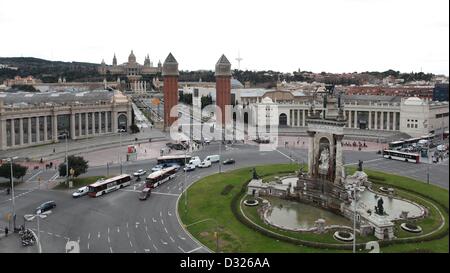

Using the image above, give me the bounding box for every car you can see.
[133,169,147,177]
[183,164,196,172]
[36,201,56,214]
[223,158,235,165]
[72,186,89,198]
[188,156,201,167]
[204,138,210,144]
[204,155,220,163]
[151,164,165,172]
[151,163,180,172]
[198,160,212,168]
[166,163,181,171]
[138,187,151,200]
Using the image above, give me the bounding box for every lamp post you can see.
[3,156,18,230]
[57,131,69,185]
[25,210,51,253]
[353,184,356,253]
[117,129,125,174]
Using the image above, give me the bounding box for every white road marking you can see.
[47,232,53,236]
[160,239,167,245]
[88,233,91,239]
[55,234,61,238]
[108,227,110,234]
[164,227,168,233]
[127,231,130,238]
[160,211,162,217]
[169,236,175,243]
[143,218,146,223]
[126,222,129,228]
[178,246,186,253]
[117,227,120,233]
[152,218,156,223]
[178,235,186,240]
[97,232,100,239]
[108,237,110,243]
[168,211,172,216]
[152,244,158,251]
[110,247,113,253]
[87,242,90,250]
[187,246,202,253]
[161,219,164,225]
[152,192,180,197]
[130,241,133,247]
[26,170,42,182]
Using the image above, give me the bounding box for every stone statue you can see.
[319,147,330,173]
[358,160,363,172]
[376,197,384,215]
[252,168,259,180]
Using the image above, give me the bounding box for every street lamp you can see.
[3,156,18,231]
[24,210,51,253]
[351,183,361,253]
[57,131,69,185]
[117,129,126,174]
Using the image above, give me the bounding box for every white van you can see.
[189,156,202,166]
[204,155,220,163]
[418,139,429,147]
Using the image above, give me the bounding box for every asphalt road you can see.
[1,142,448,253]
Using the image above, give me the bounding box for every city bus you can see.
[145,167,177,188]
[156,155,192,166]
[383,150,420,163]
[87,174,132,197]
[388,140,405,150]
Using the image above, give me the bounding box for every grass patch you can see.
[179,164,448,252]
[54,176,105,190]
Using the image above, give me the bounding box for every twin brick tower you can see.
[162,53,232,130]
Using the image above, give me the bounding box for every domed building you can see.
[99,50,162,93]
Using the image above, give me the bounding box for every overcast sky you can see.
[0,0,448,75]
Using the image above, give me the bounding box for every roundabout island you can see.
[178,164,449,253]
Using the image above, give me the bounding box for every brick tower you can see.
[215,54,232,127]
[162,53,179,130]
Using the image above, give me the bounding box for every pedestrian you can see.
[4,226,8,237]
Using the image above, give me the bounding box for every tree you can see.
[0,163,28,182]
[201,94,213,109]
[58,155,89,178]
[129,124,140,134]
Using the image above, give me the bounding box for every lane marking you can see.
[87,242,90,250]
[178,235,186,240]
[164,227,168,233]
[88,233,91,240]
[160,239,167,245]
[152,244,158,251]
[187,246,202,253]
[97,232,100,239]
[127,231,130,238]
[26,170,43,182]
[130,241,133,247]
[169,236,175,243]
[110,247,113,253]
[152,218,156,223]
[168,211,172,216]
[178,246,186,253]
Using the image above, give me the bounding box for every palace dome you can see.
[404,97,424,106]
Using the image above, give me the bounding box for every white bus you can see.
[145,167,177,188]
[383,150,420,163]
[88,174,132,197]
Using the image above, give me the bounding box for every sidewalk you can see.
[0,230,37,253]
[1,127,168,162]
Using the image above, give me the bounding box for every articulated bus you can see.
[145,167,177,188]
[156,155,192,166]
[88,174,132,197]
[383,150,420,163]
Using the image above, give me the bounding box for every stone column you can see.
[393,112,397,131]
[78,114,82,137]
[380,111,384,130]
[368,111,372,130]
[105,111,109,133]
[112,110,118,132]
[70,113,76,139]
[44,116,48,141]
[334,134,344,184]
[92,112,96,135]
[28,118,32,144]
[347,111,351,127]
[307,131,315,177]
[303,109,306,126]
[19,118,24,146]
[36,116,41,143]
[354,111,358,128]
[386,112,390,130]
[52,114,58,142]
[11,119,15,146]
[98,112,103,134]
[85,113,89,135]
[374,111,378,130]
[0,119,6,149]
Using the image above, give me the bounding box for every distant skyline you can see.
[0,0,448,75]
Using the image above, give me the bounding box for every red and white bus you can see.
[88,174,132,197]
[145,167,177,188]
[383,150,420,163]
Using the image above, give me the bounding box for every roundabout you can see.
[178,164,449,253]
